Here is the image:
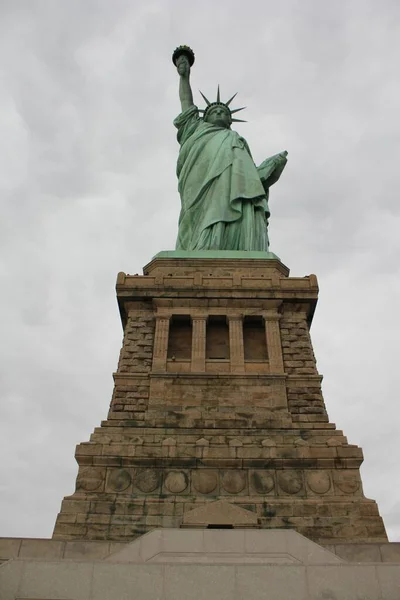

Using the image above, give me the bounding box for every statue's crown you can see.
[199,86,246,123]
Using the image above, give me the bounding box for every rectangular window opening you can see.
[167,315,192,360]
[206,316,230,359]
[243,316,268,361]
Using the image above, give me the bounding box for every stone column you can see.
[264,311,284,374]
[228,315,245,373]
[191,316,206,372]
[152,315,170,372]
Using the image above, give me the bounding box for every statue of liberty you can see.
[172,45,288,252]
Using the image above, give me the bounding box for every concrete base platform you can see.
[1,529,400,599]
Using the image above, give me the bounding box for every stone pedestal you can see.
[53,252,387,544]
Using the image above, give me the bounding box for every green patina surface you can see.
[153,250,282,261]
[173,45,288,253]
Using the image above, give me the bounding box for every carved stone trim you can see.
[191,316,207,372]
[152,315,170,372]
[264,317,284,374]
[227,315,245,373]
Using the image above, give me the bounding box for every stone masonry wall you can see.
[280,309,318,377]
[107,302,155,423]
[116,304,154,375]
[52,259,387,545]
[281,307,328,421]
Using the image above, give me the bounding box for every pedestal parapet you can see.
[53,252,387,545]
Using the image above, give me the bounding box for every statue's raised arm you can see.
[172,46,195,113]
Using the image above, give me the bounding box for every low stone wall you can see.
[0,537,125,563]
[1,536,400,564]
[2,529,400,600]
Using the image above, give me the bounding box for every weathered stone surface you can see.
[135,469,160,493]
[183,501,258,527]
[221,470,246,494]
[164,471,188,493]
[77,467,105,492]
[52,257,387,544]
[306,470,331,494]
[250,470,275,494]
[192,470,218,494]
[277,470,303,495]
[106,469,132,492]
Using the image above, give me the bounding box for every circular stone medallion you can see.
[306,471,331,495]
[77,467,104,491]
[165,471,188,493]
[192,470,218,494]
[135,469,160,493]
[250,471,275,494]
[221,470,246,494]
[107,469,132,492]
[333,472,360,494]
[277,471,303,495]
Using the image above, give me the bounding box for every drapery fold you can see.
[174,105,285,251]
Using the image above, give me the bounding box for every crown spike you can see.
[230,106,246,114]
[231,118,247,123]
[199,90,211,106]
[216,85,220,103]
[225,92,238,107]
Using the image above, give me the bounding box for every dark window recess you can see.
[206,316,230,359]
[167,316,192,359]
[243,316,268,361]
[207,524,234,529]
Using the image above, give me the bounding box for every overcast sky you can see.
[1,0,400,542]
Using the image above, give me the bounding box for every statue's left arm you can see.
[257,151,288,192]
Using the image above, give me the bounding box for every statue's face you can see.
[204,105,231,128]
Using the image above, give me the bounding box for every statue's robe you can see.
[174,105,285,251]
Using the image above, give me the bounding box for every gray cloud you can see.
[1,0,400,540]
